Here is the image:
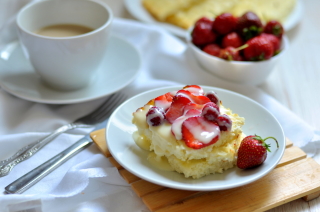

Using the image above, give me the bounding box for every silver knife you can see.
[4,124,103,194]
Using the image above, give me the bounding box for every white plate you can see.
[0,36,140,104]
[106,85,285,191]
[125,0,303,37]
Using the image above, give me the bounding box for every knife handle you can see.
[5,137,92,194]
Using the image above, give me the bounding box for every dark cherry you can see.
[217,114,232,131]
[206,91,220,106]
[192,17,217,46]
[203,44,221,57]
[146,106,165,126]
[201,102,220,122]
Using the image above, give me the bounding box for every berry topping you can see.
[192,17,217,46]
[183,102,204,114]
[171,108,201,140]
[201,102,220,122]
[264,20,284,39]
[206,91,220,105]
[154,92,173,111]
[237,135,279,169]
[183,85,204,96]
[203,44,221,57]
[236,11,263,41]
[243,35,274,61]
[146,106,166,126]
[216,114,232,131]
[175,89,211,105]
[222,32,244,48]
[181,116,220,149]
[212,13,237,35]
[165,94,191,124]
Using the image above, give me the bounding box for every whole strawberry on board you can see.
[237,135,279,169]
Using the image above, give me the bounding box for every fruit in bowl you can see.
[186,11,288,85]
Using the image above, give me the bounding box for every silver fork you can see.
[0,92,126,177]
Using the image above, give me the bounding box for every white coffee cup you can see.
[16,0,113,91]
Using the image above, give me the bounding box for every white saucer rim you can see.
[0,35,141,104]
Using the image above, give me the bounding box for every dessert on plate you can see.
[132,85,245,179]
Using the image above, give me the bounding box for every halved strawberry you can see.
[176,89,211,105]
[183,85,204,96]
[154,92,173,111]
[171,109,202,140]
[183,102,204,114]
[165,95,191,123]
[181,116,220,149]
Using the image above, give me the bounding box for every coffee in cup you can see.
[16,0,113,91]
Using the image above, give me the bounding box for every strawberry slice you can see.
[182,116,220,149]
[165,95,191,123]
[171,109,201,140]
[183,102,204,114]
[154,92,173,111]
[176,89,210,105]
[183,85,204,96]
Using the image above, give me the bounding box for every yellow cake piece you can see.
[132,87,246,179]
[142,0,296,29]
[142,0,200,21]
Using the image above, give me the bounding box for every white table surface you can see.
[0,0,319,211]
[106,0,320,211]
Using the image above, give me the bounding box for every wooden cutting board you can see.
[90,129,320,212]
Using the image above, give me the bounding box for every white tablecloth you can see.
[0,1,319,211]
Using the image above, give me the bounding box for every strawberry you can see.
[165,94,191,123]
[222,32,244,48]
[261,33,281,54]
[192,17,217,46]
[212,13,237,35]
[219,46,242,61]
[264,20,284,39]
[183,85,204,96]
[236,11,263,41]
[183,102,204,114]
[237,135,279,169]
[154,92,173,111]
[176,89,211,105]
[243,35,274,61]
[203,44,221,57]
[181,116,220,149]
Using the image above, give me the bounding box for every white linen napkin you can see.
[0,1,319,211]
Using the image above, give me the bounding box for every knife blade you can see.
[4,124,104,194]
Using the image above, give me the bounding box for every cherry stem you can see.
[236,44,248,51]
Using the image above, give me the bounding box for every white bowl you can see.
[186,31,289,85]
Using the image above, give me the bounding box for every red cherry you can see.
[264,20,284,39]
[192,17,217,46]
[212,13,237,35]
[217,114,232,131]
[201,102,220,122]
[203,44,221,57]
[206,91,220,105]
[146,107,166,126]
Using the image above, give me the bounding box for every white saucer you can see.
[0,36,141,104]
